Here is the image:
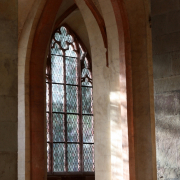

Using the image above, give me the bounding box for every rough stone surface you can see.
[151,0,180,179]
[0,0,18,180]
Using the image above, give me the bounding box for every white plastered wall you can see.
[75,1,128,180]
[98,1,129,179]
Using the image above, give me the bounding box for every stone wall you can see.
[0,0,18,179]
[151,0,180,179]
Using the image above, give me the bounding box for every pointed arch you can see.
[46,25,94,176]
[17,0,157,179]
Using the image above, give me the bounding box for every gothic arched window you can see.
[46,25,94,177]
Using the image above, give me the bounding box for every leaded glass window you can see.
[46,26,94,175]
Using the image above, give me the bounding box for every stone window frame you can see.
[46,25,95,179]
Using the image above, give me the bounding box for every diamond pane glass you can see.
[47,143,50,172]
[56,27,73,49]
[81,80,92,87]
[82,87,93,114]
[66,57,77,85]
[83,115,94,143]
[47,26,94,175]
[81,57,92,86]
[51,55,64,83]
[54,32,61,41]
[82,68,92,87]
[46,113,50,142]
[82,68,91,79]
[51,43,63,55]
[53,113,64,142]
[67,114,79,142]
[83,144,94,172]
[67,144,80,172]
[65,45,77,57]
[52,84,64,112]
[66,85,78,113]
[53,143,65,172]
[46,83,50,112]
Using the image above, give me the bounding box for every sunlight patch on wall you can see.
[110,91,123,180]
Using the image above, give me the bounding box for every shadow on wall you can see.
[155,92,180,180]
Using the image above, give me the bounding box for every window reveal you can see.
[46,26,94,174]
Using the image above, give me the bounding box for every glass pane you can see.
[65,45,77,58]
[82,87,93,114]
[84,58,89,69]
[67,114,79,142]
[53,143,65,172]
[51,43,63,55]
[58,27,73,49]
[66,57,78,85]
[54,32,61,41]
[81,80,92,87]
[53,113,64,142]
[51,55,64,83]
[83,115,94,143]
[81,58,92,86]
[47,143,50,172]
[48,26,95,175]
[67,144,80,172]
[83,144,94,172]
[46,83,50,112]
[82,68,91,79]
[66,85,78,113]
[52,84,64,112]
[46,113,50,142]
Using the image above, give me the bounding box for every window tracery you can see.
[46,25,94,175]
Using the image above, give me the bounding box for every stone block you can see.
[0,96,17,122]
[167,10,180,34]
[0,1,17,21]
[0,53,17,96]
[0,19,18,55]
[153,53,172,79]
[171,51,180,76]
[152,14,167,37]
[153,32,180,55]
[154,92,180,116]
[154,76,180,93]
[156,115,180,139]
[151,0,179,16]
[0,122,17,152]
[155,92,180,179]
[0,152,17,180]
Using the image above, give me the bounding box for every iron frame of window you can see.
[46,24,94,176]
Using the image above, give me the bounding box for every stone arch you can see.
[18,0,157,180]
[18,0,49,179]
